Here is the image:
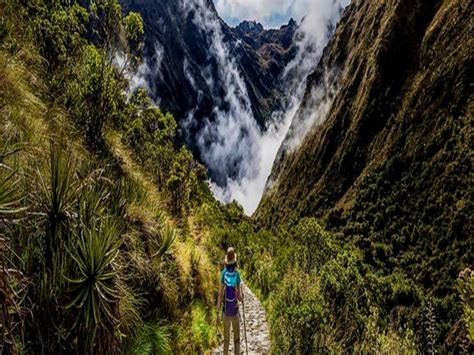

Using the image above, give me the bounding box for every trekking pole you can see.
[242,289,249,355]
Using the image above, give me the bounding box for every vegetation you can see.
[200,198,472,353]
[253,0,472,353]
[1,0,471,354]
[0,1,218,353]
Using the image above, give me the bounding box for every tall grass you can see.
[0,51,45,147]
[0,32,41,354]
[126,322,172,355]
[191,302,216,352]
[0,164,27,354]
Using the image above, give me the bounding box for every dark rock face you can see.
[236,20,264,35]
[257,0,472,343]
[119,0,296,137]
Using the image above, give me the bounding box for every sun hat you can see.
[224,247,237,265]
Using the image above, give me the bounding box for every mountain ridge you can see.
[256,0,472,341]
[119,0,297,129]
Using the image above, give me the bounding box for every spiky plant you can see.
[152,223,176,259]
[76,171,111,228]
[0,164,27,354]
[0,169,24,215]
[188,248,201,299]
[34,142,77,287]
[66,218,121,351]
[108,176,129,220]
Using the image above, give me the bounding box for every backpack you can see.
[223,269,239,316]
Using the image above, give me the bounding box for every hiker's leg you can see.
[232,315,240,355]
[223,315,231,355]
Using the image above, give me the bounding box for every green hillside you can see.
[1,0,472,354]
[0,1,222,353]
[255,0,473,352]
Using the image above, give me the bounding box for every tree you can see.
[124,11,144,66]
[166,147,193,215]
[66,45,123,148]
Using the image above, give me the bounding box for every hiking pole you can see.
[242,292,249,355]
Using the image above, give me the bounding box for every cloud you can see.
[180,0,350,215]
[279,0,349,148]
[128,0,350,215]
[183,0,273,213]
[283,69,340,151]
[262,1,349,189]
[114,42,165,99]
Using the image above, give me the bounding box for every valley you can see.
[119,0,347,214]
[0,0,472,354]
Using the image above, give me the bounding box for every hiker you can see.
[217,247,242,355]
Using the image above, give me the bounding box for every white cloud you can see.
[180,0,350,215]
[114,42,165,99]
[279,0,350,149]
[129,0,350,215]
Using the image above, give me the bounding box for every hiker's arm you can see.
[237,283,243,302]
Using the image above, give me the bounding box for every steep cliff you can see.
[257,0,473,338]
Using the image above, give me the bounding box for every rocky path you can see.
[212,282,270,354]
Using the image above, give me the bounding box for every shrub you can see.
[126,322,172,355]
[191,302,216,352]
[269,268,329,354]
[290,217,337,271]
[358,306,417,354]
[457,268,474,342]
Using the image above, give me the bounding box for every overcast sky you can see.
[214,0,316,28]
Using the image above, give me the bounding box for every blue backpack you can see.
[223,269,239,316]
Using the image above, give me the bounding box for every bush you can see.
[269,268,329,354]
[126,322,172,355]
[457,268,474,342]
[290,217,337,272]
[191,302,216,352]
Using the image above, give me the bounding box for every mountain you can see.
[257,0,472,339]
[119,0,297,132]
[3,0,472,353]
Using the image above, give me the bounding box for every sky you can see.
[214,0,316,28]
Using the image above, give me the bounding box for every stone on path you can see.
[212,282,270,354]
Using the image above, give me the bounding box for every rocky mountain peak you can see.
[286,17,296,27]
[119,0,298,184]
[236,20,264,34]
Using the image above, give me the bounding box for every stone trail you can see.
[212,282,270,354]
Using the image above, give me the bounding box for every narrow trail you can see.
[212,282,270,354]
